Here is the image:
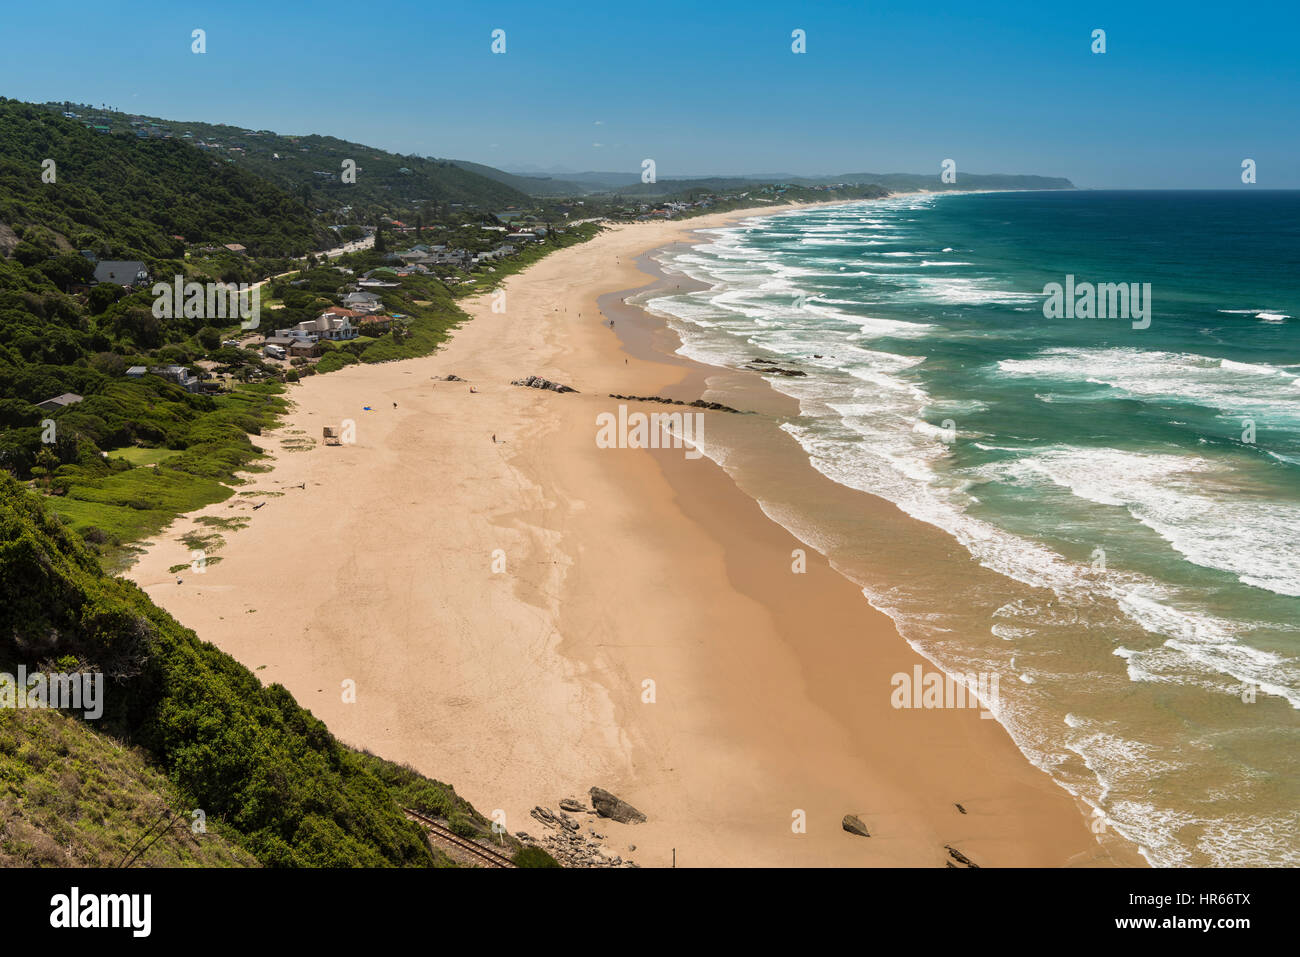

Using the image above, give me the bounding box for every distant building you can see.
[357,315,393,334]
[277,309,358,343]
[342,292,382,312]
[223,243,248,255]
[151,365,201,393]
[36,393,83,413]
[92,261,150,287]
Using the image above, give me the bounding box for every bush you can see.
[513,845,561,868]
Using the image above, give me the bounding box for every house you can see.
[36,393,83,413]
[314,308,359,340]
[126,365,148,378]
[280,310,359,343]
[223,243,248,255]
[342,292,383,312]
[92,260,150,287]
[288,339,320,358]
[151,365,201,393]
[357,315,393,334]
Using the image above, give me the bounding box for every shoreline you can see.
[126,194,1134,866]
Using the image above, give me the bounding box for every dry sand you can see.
[128,199,1126,867]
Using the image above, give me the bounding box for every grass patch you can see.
[107,447,183,467]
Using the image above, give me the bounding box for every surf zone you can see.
[1042,274,1152,329]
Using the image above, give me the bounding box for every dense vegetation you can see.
[37,103,533,223]
[1,100,329,259]
[0,475,548,866]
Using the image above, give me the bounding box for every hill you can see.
[37,103,533,219]
[0,99,328,260]
[0,473,551,866]
[825,171,1075,191]
[448,159,588,197]
[494,168,1075,197]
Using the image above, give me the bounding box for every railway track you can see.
[404,808,517,868]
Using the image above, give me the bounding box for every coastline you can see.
[126,195,1134,866]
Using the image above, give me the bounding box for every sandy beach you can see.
[127,198,1131,867]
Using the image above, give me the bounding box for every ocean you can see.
[642,190,1300,866]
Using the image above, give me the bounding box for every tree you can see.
[196,326,221,350]
[374,225,386,253]
[88,283,125,315]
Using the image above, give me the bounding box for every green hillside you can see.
[0,473,548,866]
[448,159,588,197]
[0,99,329,259]
[37,103,533,219]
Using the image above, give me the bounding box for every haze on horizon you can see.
[2,0,1296,190]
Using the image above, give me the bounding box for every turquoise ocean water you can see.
[644,191,1300,866]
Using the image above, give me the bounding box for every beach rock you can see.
[559,798,586,813]
[441,374,464,381]
[945,844,980,868]
[530,806,561,829]
[746,362,806,377]
[842,814,871,837]
[512,375,577,393]
[607,393,745,414]
[589,787,647,824]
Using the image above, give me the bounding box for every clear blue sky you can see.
[3,0,1296,188]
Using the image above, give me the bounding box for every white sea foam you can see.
[644,196,1300,864]
[993,447,1300,598]
[998,347,1300,426]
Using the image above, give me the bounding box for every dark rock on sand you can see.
[746,362,807,377]
[607,394,746,414]
[512,375,578,393]
[842,814,871,837]
[589,787,647,824]
[945,844,980,868]
[559,798,586,813]
[530,806,561,829]
[955,803,967,815]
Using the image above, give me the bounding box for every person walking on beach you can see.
[492,434,496,443]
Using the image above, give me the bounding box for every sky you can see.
[2,0,1297,188]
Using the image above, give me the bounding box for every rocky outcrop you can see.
[745,359,806,377]
[589,787,647,824]
[607,394,745,414]
[520,805,638,868]
[842,814,871,837]
[945,844,980,868]
[559,798,586,813]
[512,375,578,393]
